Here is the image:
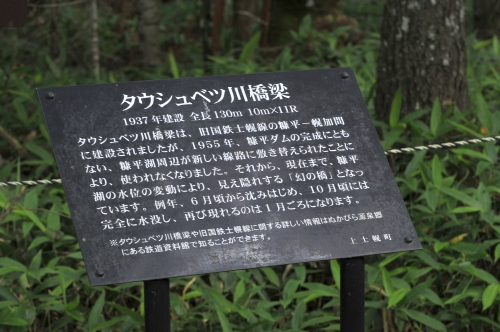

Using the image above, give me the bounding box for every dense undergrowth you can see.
[1,2,500,331]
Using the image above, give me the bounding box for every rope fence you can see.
[0,135,498,188]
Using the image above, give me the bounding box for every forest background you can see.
[0,0,500,331]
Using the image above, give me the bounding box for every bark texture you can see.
[211,0,226,55]
[234,0,258,42]
[375,0,468,120]
[134,0,161,66]
[90,0,100,79]
[474,0,500,39]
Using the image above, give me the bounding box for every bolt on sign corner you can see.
[37,68,421,286]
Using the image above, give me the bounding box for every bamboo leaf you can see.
[239,32,261,63]
[431,155,442,187]
[437,187,482,210]
[451,148,492,163]
[388,289,408,308]
[430,98,441,136]
[330,260,341,288]
[482,284,499,311]
[380,267,394,296]
[401,309,446,331]
[87,290,105,329]
[261,267,280,287]
[216,307,232,332]
[475,92,492,130]
[494,243,500,263]
[168,51,179,79]
[291,300,306,330]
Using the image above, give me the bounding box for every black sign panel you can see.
[0,0,27,28]
[38,69,421,286]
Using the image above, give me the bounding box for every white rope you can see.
[384,136,500,155]
[0,136,498,187]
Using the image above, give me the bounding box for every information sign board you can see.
[38,69,421,286]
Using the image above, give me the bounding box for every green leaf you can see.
[421,288,444,307]
[291,300,306,330]
[482,284,499,311]
[22,221,34,237]
[389,88,402,128]
[108,303,143,323]
[452,148,492,163]
[330,260,341,288]
[431,155,442,187]
[437,187,482,210]
[388,289,408,308]
[90,317,123,332]
[13,209,47,233]
[239,32,261,63]
[0,258,28,271]
[380,267,394,296]
[47,205,61,231]
[168,51,179,79]
[302,283,338,298]
[233,279,245,303]
[261,267,280,287]
[298,14,312,39]
[446,119,484,138]
[282,279,300,308]
[45,55,61,78]
[28,250,42,274]
[494,243,500,263]
[434,241,449,253]
[0,315,30,326]
[412,250,440,270]
[475,92,492,130]
[23,189,38,210]
[401,309,446,331]
[0,286,19,303]
[87,291,105,329]
[493,35,500,55]
[451,206,481,214]
[216,307,232,332]
[379,252,406,268]
[430,98,441,136]
[24,142,55,164]
[28,236,51,250]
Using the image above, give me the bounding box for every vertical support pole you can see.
[144,278,170,332]
[340,257,365,332]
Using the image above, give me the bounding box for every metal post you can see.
[144,278,170,332]
[340,256,365,332]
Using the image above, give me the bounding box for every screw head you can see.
[404,236,414,244]
[95,270,105,278]
[341,71,349,79]
[45,92,55,100]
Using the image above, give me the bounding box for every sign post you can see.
[37,68,421,330]
[144,279,170,332]
[340,257,365,331]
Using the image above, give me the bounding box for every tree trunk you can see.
[135,0,161,66]
[211,0,225,55]
[474,0,500,39]
[90,0,100,80]
[375,0,468,120]
[234,0,258,42]
[259,0,272,47]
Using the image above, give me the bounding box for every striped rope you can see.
[384,136,500,155]
[0,136,498,187]
[0,179,62,187]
